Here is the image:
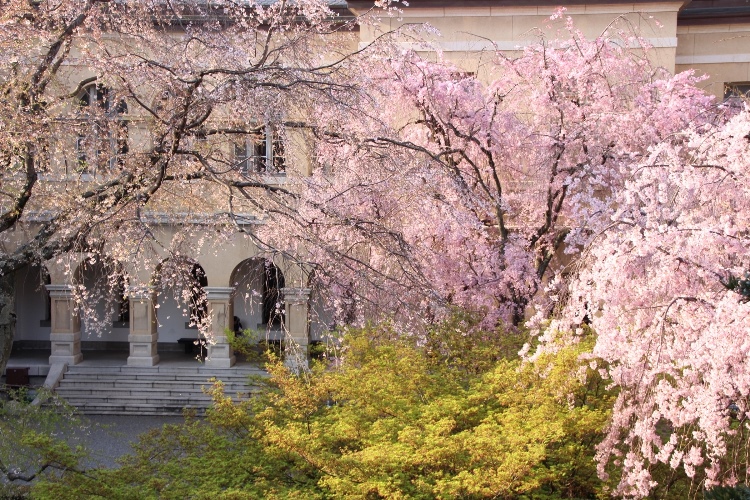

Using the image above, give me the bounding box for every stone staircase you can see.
[54,364,267,415]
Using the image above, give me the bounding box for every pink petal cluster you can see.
[264,25,712,332]
[563,108,750,496]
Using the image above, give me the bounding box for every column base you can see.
[128,333,158,366]
[127,355,160,367]
[205,339,235,368]
[49,332,82,366]
[205,355,236,368]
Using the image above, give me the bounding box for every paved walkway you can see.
[76,414,189,469]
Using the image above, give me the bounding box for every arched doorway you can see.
[230,258,285,340]
[12,264,51,351]
[154,258,209,345]
[73,257,129,356]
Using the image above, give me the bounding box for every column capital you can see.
[126,285,155,300]
[45,284,74,298]
[281,287,311,305]
[204,286,235,301]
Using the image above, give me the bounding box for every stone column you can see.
[46,285,83,365]
[281,287,311,370]
[204,287,236,368]
[127,287,159,367]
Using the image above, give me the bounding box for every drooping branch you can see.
[0,146,37,233]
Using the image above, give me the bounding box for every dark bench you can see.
[177,338,206,359]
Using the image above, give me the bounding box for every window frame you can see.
[75,83,129,172]
[234,124,285,175]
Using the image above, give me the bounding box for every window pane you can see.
[272,132,285,173]
[724,82,750,99]
[234,142,250,173]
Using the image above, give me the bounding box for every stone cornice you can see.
[348,0,688,9]
[678,0,750,25]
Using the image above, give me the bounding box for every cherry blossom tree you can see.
[557,105,750,497]
[0,0,385,375]
[263,20,714,332]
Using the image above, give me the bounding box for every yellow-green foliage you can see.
[254,324,613,499]
[35,322,615,499]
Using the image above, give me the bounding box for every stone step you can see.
[65,365,266,376]
[59,373,255,383]
[57,386,258,398]
[57,380,251,390]
[59,402,209,416]
[56,387,258,398]
[58,389,198,398]
[55,363,266,415]
[63,395,213,405]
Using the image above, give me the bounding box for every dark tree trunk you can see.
[0,274,16,379]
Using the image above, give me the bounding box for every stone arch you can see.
[152,256,209,343]
[230,258,286,338]
[196,232,260,286]
[45,252,86,286]
[273,255,305,289]
[12,263,51,346]
[71,256,129,346]
[229,255,312,369]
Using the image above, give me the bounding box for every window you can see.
[76,83,128,172]
[450,71,475,80]
[724,82,750,107]
[40,270,51,328]
[118,294,130,324]
[234,125,285,174]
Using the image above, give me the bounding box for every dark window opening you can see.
[39,270,51,327]
[114,276,129,325]
[724,82,750,99]
[724,82,750,109]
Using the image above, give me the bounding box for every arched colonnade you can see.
[14,233,311,368]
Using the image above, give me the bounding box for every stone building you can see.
[6,0,750,376]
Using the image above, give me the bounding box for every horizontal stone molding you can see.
[128,333,159,343]
[50,331,81,342]
[204,286,235,300]
[361,37,678,52]
[676,53,750,64]
[45,284,75,297]
[126,286,155,300]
